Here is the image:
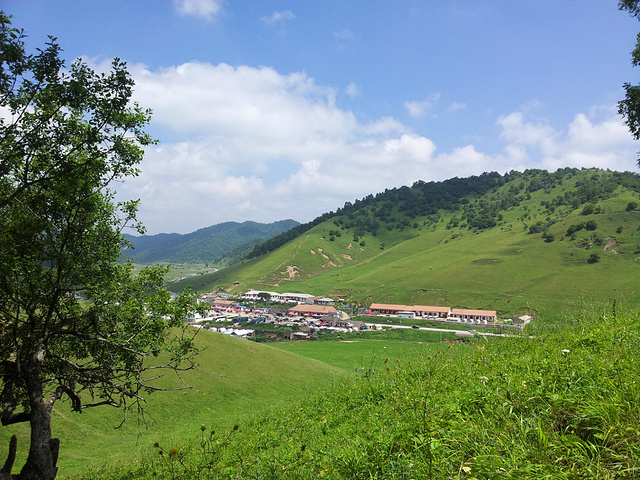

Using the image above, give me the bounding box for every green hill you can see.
[0,328,344,477]
[170,168,640,322]
[121,219,299,266]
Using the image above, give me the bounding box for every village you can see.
[187,289,532,340]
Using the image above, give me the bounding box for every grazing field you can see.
[71,307,640,480]
[271,337,456,371]
[0,330,346,477]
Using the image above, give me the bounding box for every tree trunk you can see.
[18,367,59,480]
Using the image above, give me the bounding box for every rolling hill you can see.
[170,168,640,322]
[121,219,299,265]
[0,328,345,476]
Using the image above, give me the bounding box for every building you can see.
[243,289,333,305]
[449,308,497,323]
[288,304,339,317]
[411,305,451,319]
[369,302,496,323]
[368,303,450,318]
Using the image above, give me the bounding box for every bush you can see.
[626,201,638,212]
[585,220,597,231]
[581,203,595,215]
[588,253,600,263]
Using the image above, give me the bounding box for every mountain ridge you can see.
[121,219,300,265]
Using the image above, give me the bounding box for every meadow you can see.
[72,303,640,479]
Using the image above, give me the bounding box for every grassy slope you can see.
[175,172,640,323]
[0,329,345,477]
[80,308,640,480]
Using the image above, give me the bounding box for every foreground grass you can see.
[0,330,345,477]
[77,305,640,479]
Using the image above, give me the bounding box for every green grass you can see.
[0,329,346,477]
[271,336,454,371]
[73,305,640,479]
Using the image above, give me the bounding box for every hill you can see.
[121,219,299,265]
[170,168,640,321]
[0,328,344,476]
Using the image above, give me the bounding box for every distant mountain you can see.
[170,168,640,322]
[121,219,300,265]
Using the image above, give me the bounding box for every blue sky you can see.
[5,0,640,234]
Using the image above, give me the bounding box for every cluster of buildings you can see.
[199,290,502,325]
[240,291,499,325]
[242,289,341,317]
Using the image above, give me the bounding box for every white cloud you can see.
[345,82,360,98]
[448,102,466,111]
[173,0,222,20]
[260,10,295,26]
[333,28,355,41]
[495,109,637,172]
[106,60,639,234]
[404,93,440,118]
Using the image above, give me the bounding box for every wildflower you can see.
[201,424,206,431]
[561,349,570,355]
[153,442,160,448]
[479,376,489,385]
[169,449,179,457]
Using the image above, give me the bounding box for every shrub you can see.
[581,203,595,215]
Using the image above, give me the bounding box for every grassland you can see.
[72,305,640,479]
[0,329,346,477]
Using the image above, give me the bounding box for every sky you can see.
[4,0,640,234]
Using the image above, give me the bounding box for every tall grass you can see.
[76,306,640,479]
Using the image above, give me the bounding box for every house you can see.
[449,308,496,323]
[411,305,451,319]
[288,304,339,317]
[368,303,450,318]
[243,290,331,305]
[369,303,411,315]
[314,296,335,306]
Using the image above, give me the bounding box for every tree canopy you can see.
[0,13,199,480]
[619,0,640,166]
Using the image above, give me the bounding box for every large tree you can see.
[619,0,640,167]
[0,14,200,480]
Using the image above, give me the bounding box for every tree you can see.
[0,14,200,480]
[619,0,640,167]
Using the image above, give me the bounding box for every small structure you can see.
[288,304,339,317]
[368,303,450,318]
[449,308,496,323]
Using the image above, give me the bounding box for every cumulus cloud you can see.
[105,60,639,234]
[404,93,440,118]
[494,109,637,172]
[260,10,295,26]
[173,0,222,20]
